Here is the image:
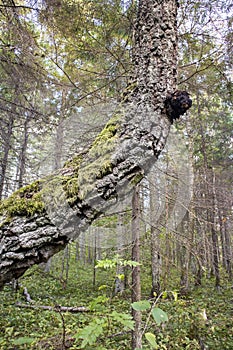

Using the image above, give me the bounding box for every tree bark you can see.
[115,206,126,294]
[17,115,30,189]
[210,168,220,288]
[149,172,161,297]
[179,213,192,296]
[0,115,14,199]
[0,0,187,289]
[131,184,142,349]
[16,303,88,313]
[223,218,232,279]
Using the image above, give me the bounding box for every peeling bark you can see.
[0,0,191,289]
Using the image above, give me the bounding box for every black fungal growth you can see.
[165,90,192,123]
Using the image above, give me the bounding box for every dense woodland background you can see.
[0,0,232,349]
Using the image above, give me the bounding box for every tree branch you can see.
[16,302,88,313]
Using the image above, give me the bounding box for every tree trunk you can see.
[219,212,227,269]
[0,0,188,289]
[223,218,232,279]
[17,115,30,189]
[210,168,220,288]
[131,184,142,349]
[54,119,64,171]
[196,91,220,286]
[60,245,70,288]
[179,212,192,296]
[54,89,68,171]
[149,172,161,297]
[115,206,126,294]
[0,115,14,199]
[44,115,65,273]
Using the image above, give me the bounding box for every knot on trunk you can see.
[165,90,192,123]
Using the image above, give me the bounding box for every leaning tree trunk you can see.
[0,0,191,289]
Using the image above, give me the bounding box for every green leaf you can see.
[95,259,117,269]
[122,260,140,267]
[12,337,35,345]
[116,273,125,281]
[98,284,107,291]
[131,300,151,311]
[111,311,135,330]
[171,291,178,302]
[151,308,168,325]
[89,295,109,311]
[75,318,106,348]
[145,332,157,347]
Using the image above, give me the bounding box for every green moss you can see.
[78,156,113,199]
[130,173,144,186]
[77,113,122,199]
[0,113,124,219]
[89,113,120,157]
[0,215,11,228]
[0,180,45,218]
[63,177,79,205]
[120,81,138,103]
[97,160,113,178]
[63,153,84,171]
[58,154,86,205]
[0,173,79,220]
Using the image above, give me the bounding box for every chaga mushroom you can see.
[165,90,192,123]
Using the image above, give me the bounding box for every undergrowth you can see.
[0,248,232,350]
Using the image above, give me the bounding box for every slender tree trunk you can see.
[54,89,67,170]
[44,116,65,273]
[0,115,14,199]
[193,209,203,286]
[75,237,88,265]
[17,115,30,189]
[54,118,64,171]
[219,210,227,269]
[131,184,142,350]
[60,245,69,288]
[179,212,193,296]
[149,173,161,297]
[163,179,171,288]
[87,237,92,264]
[223,218,232,279]
[210,168,220,288]
[93,228,97,287]
[45,89,69,278]
[196,91,220,287]
[115,207,126,294]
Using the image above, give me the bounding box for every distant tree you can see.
[131,184,142,349]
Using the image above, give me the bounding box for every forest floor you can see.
[0,251,233,350]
